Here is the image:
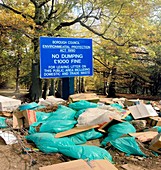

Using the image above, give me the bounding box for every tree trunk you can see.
[108,67,116,97]
[29,62,42,102]
[49,79,55,96]
[15,54,21,93]
[29,38,42,102]
[15,64,20,93]
[42,79,49,99]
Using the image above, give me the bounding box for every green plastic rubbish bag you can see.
[47,105,76,121]
[26,133,75,153]
[110,137,146,156]
[101,122,136,146]
[68,129,103,145]
[0,117,8,128]
[36,112,52,122]
[59,145,112,162]
[19,102,45,111]
[153,126,161,133]
[68,100,98,111]
[75,109,86,119]
[123,114,133,121]
[29,120,77,134]
[110,103,124,112]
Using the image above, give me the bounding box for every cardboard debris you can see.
[98,118,123,133]
[0,95,21,112]
[39,159,118,170]
[39,159,92,170]
[55,125,99,138]
[89,160,118,170]
[121,110,131,120]
[39,96,66,106]
[112,98,125,107]
[128,104,158,119]
[99,98,113,105]
[124,99,143,107]
[0,111,12,117]
[13,110,36,129]
[129,131,158,142]
[147,116,161,126]
[68,93,99,103]
[149,133,161,153]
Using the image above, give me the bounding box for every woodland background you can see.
[0,0,161,100]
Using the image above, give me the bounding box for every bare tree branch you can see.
[41,1,58,27]
[54,14,84,30]
[0,3,34,19]
[106,2,126,30]
[38,0,51,8]
[30,0,38,7]
[0,24,33,39]
[80,21,129,46]
[93,56,110,70]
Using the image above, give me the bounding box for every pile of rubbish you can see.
[0,93,161,170]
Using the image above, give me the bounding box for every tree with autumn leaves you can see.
[0,0,161,100]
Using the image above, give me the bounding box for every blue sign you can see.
[40,37,93,78]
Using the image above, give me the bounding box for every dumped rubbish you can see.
[131,120,147,132]
[13,110,37,129]
[68,100,98,111]
[59,145,113,162]
[0,116,8,128]
[147,116,161,126]
[149,133,161,153]
[39,96,66,106]
[68,93,99,103]
[26,133,75,153]
[0,95,21,112]
[19,102,40,111]
[128,104,158,119]
[46,105,76,121]
[0,94,161,169]
[68,128,103,145]
[39,159,92,170]
[129,131,158,142]
[0,130,18,145]
[39,159,118,170]
[55,125,99,138]
[77,108,121,126]
[101,122,136,146]
[110,136,146,156]
[29,119,77,134]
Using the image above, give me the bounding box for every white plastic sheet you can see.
[77,108,121,126]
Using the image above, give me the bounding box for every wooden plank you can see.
[55,125,99,138]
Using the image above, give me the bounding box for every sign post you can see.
[40,37,93,99]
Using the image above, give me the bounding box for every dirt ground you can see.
[0,90,161,170]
